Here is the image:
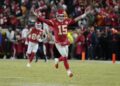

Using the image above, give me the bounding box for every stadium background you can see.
[0,0,120,60]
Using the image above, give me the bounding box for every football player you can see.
[33,9,90,77]
[26,21,44,67]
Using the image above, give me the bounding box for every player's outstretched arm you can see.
[32,10,54,27]
[74,7,92,22]
[38,17,54,27]
[74,13,87,22]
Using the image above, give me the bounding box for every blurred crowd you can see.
[0,0,120,60]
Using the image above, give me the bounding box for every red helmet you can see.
[35,21,42,30]
[56,9,65,22]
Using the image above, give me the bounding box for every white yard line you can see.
[83,60,120,64]
[11,83,75,86]
[0,77,24,79]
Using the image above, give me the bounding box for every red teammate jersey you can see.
[38,17,75,44]
[28,28,43,43]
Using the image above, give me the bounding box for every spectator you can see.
[86,26,98,60]
[21,25,29,58]
[0,29,2,51]
[11,1,22,17]
[13,29,24,59]
[75,29,85,59]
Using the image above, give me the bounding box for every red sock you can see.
[63,57,69,70]
[27,53,31,59]
[29,52,35,63]
[59,56,65,62]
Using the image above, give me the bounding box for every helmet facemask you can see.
[56,9,65,22]
[35,22,42,30]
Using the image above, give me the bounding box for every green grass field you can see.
[0,59,120,86]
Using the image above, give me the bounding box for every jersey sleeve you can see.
[68,18,76,25]
[38,17,54,26]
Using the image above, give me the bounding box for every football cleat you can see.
[27,63,31,67]
[67,70,73,77]
[55,63,58,69]
[54,58,59,69]
[69,73,73,77]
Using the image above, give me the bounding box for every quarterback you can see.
[33,9,90,77]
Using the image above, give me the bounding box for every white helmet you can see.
[35,21,42,30]
[56,9,65,22]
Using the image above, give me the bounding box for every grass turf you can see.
[0,59,120,86]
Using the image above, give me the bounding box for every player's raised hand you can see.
[85,5,93,14]
[74,6,93,22]
[32,8,42,17]
[33,10,38,17]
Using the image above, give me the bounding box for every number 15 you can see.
[58,25,67,35]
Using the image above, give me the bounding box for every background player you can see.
[26,21,44,67]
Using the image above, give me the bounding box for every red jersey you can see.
[38,17,75,44]
[28,28,43,43]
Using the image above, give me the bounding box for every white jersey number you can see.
[31,33,40,40]
[58,25,67,35]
